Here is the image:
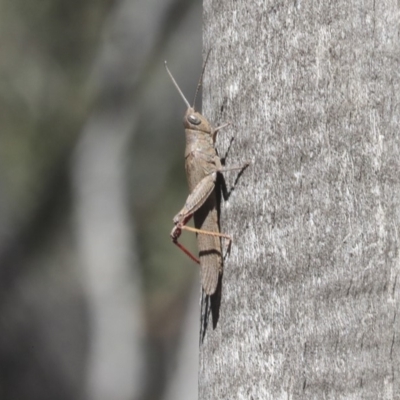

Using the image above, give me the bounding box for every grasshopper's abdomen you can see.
[193,191,222,295]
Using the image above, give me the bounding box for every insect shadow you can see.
[200,147,249,341]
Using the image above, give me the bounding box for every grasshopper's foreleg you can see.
[219,163,250,174]
[171,171,232,263]
[219,162,250,201]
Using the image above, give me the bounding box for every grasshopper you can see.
[165,53,248,295]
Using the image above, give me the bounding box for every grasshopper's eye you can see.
[188,114,201,125]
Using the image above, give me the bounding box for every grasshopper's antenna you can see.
[192,49,212,109]
[164,61,191,109]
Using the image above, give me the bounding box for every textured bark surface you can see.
[200,1,400,398]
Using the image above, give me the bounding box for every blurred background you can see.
[0,1,203,399]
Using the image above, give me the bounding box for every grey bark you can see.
[200,1,400,399]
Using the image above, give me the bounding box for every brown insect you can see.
[165,53,248,295]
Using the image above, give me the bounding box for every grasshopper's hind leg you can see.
[171,171,232,263]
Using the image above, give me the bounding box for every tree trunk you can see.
[200,1,400,398]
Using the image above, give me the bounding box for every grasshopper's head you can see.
[183,107,211,133]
